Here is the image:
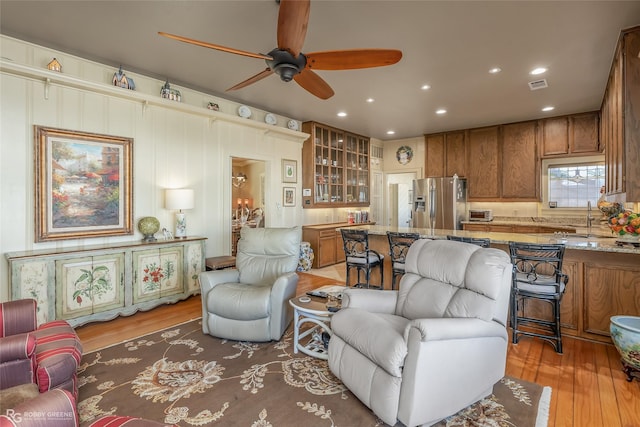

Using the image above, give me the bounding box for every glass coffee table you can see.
[289,287,345,360]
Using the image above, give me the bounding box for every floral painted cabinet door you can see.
[11,260,54,325]
[133,247,184,303]
[56,253,125,320]
[185,242,204,293]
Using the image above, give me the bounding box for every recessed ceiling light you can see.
[489,67,502,74]
[366,98,375,103]
[530,67,547,75]
[542,106,555,112]
[337,111,347,117]
[386,130,396,135]
[421,84,431,90]
[436,109,447,115]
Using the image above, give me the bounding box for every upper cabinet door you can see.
[467,126,500,199]
[445,131,467,177]
[569,112,601,154]
[425,134,445,177]
[501,121,538,200]
[541,117,569,156]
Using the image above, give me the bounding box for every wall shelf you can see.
[1,60,308,142]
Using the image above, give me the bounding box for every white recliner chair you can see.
[199,226,301,341]
[328,239,512,427]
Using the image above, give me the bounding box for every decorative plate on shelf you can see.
[237,105,252,118]
[287,119,299,131]
[396,145,413,165]
[264,113,277,125]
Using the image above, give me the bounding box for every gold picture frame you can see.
[282,158,297,183]
[34,126,133,242]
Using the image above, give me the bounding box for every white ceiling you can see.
[1,1,639,140]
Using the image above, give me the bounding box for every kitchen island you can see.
[338,224,640,344]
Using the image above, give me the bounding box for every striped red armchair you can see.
[0,299,83,398]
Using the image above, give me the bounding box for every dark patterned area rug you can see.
[78,319,550,426]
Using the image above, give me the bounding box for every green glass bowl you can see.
[138,217,160,242]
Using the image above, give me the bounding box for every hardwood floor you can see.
[76,272,640,427]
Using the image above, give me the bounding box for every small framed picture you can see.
[282,159,297,183]
[283,187,296,207]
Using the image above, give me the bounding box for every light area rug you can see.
[78,319,550,427]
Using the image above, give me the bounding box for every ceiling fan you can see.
[158,0,402,99]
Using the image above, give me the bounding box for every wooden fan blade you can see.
[294,69,334,100]
[227,68,274,91]
[277,0,310,57]
[158,32,272,60]
[305,49,403,70]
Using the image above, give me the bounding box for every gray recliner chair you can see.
[328,239,512,427]
[199,226,301,341]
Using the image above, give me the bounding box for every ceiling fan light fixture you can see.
[266,48,306,82]
[274,63,299,82]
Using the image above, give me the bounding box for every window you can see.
[542,156,604,210]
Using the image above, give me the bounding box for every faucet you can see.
[587,201,594,237]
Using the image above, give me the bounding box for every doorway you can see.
[386,172,417,227]
[231,157,266,254]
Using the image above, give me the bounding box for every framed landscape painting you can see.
[34,126,133,242]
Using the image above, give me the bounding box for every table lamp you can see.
[165,188,194,238]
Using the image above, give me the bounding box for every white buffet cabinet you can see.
[6,237,206,327]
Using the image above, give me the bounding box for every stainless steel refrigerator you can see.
[411,176,467,229]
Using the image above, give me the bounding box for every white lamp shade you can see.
[165,189,194,210]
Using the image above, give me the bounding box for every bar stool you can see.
[340,229,384,289]
[509,242,568,353]
[387,231,421,290]
[446,235,490,248]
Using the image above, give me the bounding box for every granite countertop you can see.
[339,224,640,255]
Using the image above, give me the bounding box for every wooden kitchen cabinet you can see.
[540,112,601,157]
[302,122,370,208]
[302,222,375,268]
[467,126,500,200]
[424,131,466,178]
[601,26,640,201]
[425,134,445,177]
[569,112,601,154]
[7,237,205,326]
[466,121,539,202]
[541,116,569,156]
[583,260,640,338]
[445,131,467,177]
[501,121,538,200]
[510,260,579,333]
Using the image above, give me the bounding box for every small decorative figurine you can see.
[160,79,181,102]
[112,66,136,90]
[47,58,62,72]
[207,102,219,111]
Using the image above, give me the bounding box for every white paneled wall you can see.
[0,36,306,301]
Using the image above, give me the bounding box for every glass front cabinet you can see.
[302,121,370,208]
